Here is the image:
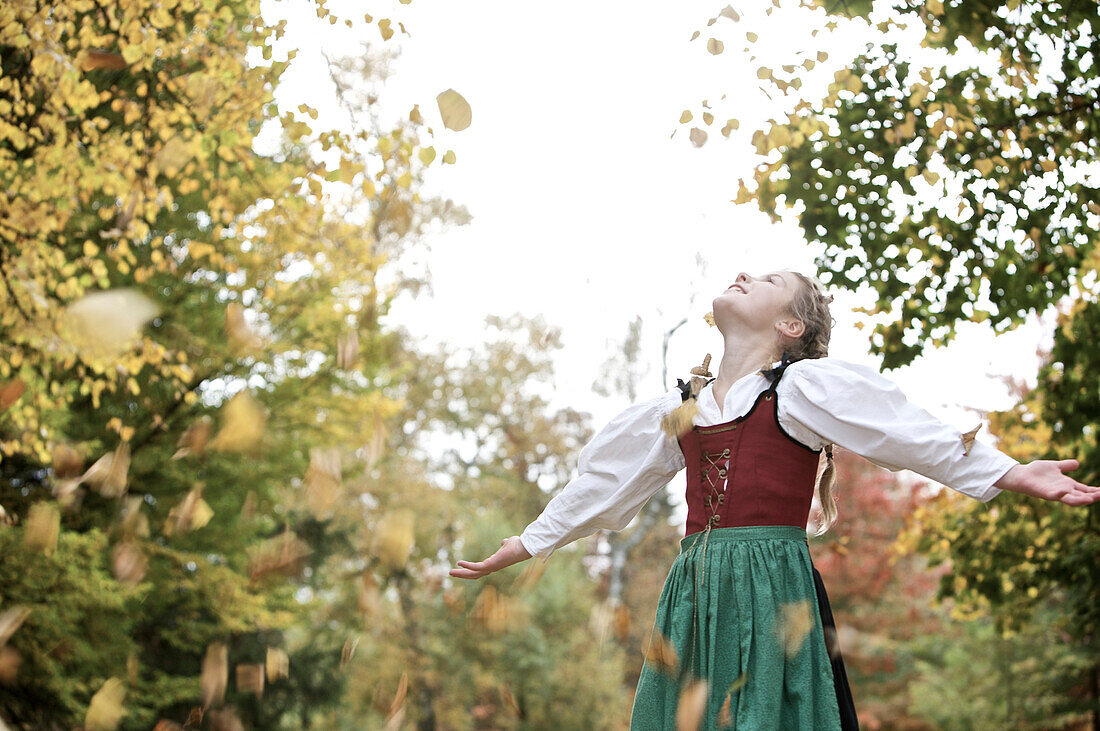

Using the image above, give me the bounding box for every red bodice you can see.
[678,384,823,537]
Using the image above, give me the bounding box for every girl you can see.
[449,270,1099,730]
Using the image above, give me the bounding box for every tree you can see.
[683,0,1100,368]
[0,1,464,727]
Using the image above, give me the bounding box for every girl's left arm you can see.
[778,359,1100,506]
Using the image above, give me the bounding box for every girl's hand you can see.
[994,459,1100,506]
[449,535,533,580]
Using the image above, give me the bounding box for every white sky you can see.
[259,0,1054,512]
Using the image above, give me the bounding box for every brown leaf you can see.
[127,653,139,685]
[613,603,632,642]
[510,555,548,592]
[442,586,465,614]
[225,302,263,352]
[85,677,126,731]
[51,443,83,478]
[661,399,699,439]
[248,528,311,581]
[0,378,24,412]
[172,417,213,460]
[304,447,342,519]
[0,606,30,646]
[117,496,150,539]
[201,643,228,708]
[961,423,980,456]
[79,50,128,71]
[775,599,813,658]
[0,646,22,684]
[163,485,214,537]
[676,679,709,731]
[339,634,360,670]
[358,570,383,617]
[207,708,243,731]
[389,671,408,716]
[703,312,716,327]
[689,127,708,147]
[643,630,680,675]
[500,683,521,717]
[235,663,264,697]
[265,648,289,682]
[111,540,148,586]
[337,330,359,369]
[81,442,130,498]
[690,354,713,376]
[469,584,527,633]
[152,721,184,731]
[23,502,60,555]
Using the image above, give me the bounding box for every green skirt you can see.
[630,525,842,730]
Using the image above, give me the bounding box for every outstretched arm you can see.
[449,536,532,580]
[994,459,1100,506]
[448,389,686,580]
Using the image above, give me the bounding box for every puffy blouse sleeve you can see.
[776,358,1018,503]
[518,389,686,561]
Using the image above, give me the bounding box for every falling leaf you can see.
[112,540,148,586]
[248,528,311,581]
[717,693,733,727]
[358,570,383,616]
[235,663,264,697]
[152,721,184,731]
[117,496,150,539]
[436,89,472,132]
[613,603,632,642]
[389,671,408,716]
[81,442,130,498]
[340,634,360,670]
[374,508,415,569]
[0,646,21,684]
[207,390,266,453]
[225,302,263,352]
[510,555,548,592]
[366,408,387,470]
[746,31,758,43]
[643,630,679,675]
[23,502,60,555]
[719,5,740,21]
[822,625,841,659]
[240,490,258,521]
[469,584,527,633]
[266,648,289,682]
[85,677,126,731]
[690,354,713,377]
[0,606,30,646]
[163,485,214,537]
[442,150,456,164]
[0,379,25,412]
[680,110,693,124]
[79,50,128,71]
[706,38,724,55]
[500,683,521,716]
[172,417,213,460]
[201,643,228,708]
[676,679,709,731]
[661,399,699,438]
[704,312,716,327]
[690,30,700,41]
[207,708,244,731]
[775,599,813,658]
[127,654,139,685]
[442,586,465,614]
[59,289,159,361]
[961,423,980,456]
[689,128,707,147]
[304,447,342,519]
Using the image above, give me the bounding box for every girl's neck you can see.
[710,331,779,416]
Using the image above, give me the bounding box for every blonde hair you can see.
[783,271,838,536]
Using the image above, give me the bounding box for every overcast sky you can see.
[259,0,1054,514]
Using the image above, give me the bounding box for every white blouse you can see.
[518,357,1019,561]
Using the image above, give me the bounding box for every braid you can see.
[784,272,839,537]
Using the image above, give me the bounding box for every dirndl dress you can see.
[629,369,858,730]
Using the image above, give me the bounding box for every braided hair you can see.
[781,272,838,536]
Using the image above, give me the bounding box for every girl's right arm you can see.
[449,389,686,579]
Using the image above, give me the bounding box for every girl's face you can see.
[712,271,803,337]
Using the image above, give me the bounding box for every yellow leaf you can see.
[1039,159,1057,172]
[676,679,708,731]
[375,508,415,569]
[266,648,290,682]
[926,0,945,15]
[378,18,394,40]
[706,38,724,55]
[436,88,472,132]
[201,643,228,708]
[442,150,456,164]
[775,599,813,658]
[85,677,126,731]
[60,289,159,362]
[207,391,266,453]
[418,146,436,165]
[680,110,693,124]
[396,171,412,188]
